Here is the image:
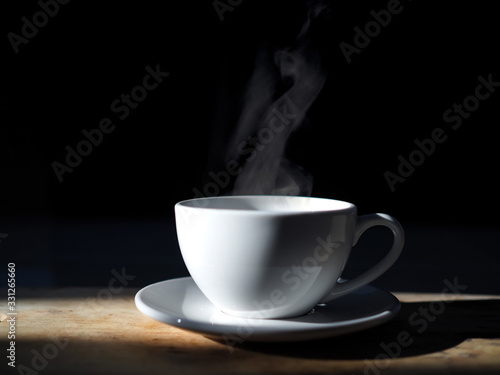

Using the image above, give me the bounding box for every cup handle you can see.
[320,213,404,303]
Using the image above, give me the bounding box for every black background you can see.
[1,1,499,293]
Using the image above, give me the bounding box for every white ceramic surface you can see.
[135,277,401,342]
[175,195,404,319]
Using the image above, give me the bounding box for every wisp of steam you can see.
[227,1,329,196]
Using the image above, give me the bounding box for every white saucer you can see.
[135,277,400,342]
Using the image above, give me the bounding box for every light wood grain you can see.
[1,288,499,375]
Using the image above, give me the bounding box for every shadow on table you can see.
[209,299,500,360]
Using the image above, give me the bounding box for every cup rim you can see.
[175,195,356,216]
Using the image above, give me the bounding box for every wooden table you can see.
[2,287,500,374]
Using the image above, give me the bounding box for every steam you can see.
[227,1,329,196]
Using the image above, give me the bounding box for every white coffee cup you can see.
[175,195,404,319]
